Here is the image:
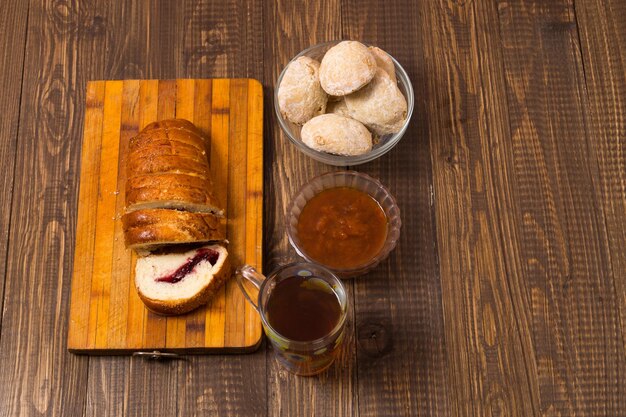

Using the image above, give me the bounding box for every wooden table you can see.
[1,1,624,416]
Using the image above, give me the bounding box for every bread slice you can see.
[122,209,226,251]
[125,173,223,216]
[129,141,208,163]
[135,244,231,315]
[128,154,210,177]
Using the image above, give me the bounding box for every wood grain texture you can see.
[2,0,625,416]
[170,2,268,416]
[420,1,544,415]
[575,0,626,352]
[0,0,28,307]
[81,2,170,412]
[126,358,178,417]
[497,0,626,414]
[69,81,106,350]
[0,0,107,415]
[341,1,451,416]
[68,79,263,353]
[263,1,359,417]
[181,0,263,79]
[86,357,129,417]
[176,355,267,416]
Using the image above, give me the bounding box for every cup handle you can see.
[235,264,265,312]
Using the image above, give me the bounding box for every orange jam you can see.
[296,187,388,269]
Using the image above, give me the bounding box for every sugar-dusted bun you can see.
[122,209,225,251]
[301,114,372,156]
[368,46,397,84]
[277,56,327,124]
[344,68,407,136]
[319,41,377,96]
[135,244,231,315]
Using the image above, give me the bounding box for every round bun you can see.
[368,46,397,83]
[345,69,407,135]
[301,114,372,156]
[278,56,328,124]
[319,41,377,96]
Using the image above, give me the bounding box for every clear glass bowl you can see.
[286,171,402,278]
[274,40,415,166]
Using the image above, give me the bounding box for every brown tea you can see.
[265,275,342,342]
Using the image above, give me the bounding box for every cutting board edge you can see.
[68,334,264,355]
[84,78,263,86]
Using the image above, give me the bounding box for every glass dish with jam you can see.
[286,171,401,278]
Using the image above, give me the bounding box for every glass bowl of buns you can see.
[274,40,414,166]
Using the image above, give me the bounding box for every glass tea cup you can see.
[236,263,348,376]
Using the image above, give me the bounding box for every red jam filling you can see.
[156,248,219,284]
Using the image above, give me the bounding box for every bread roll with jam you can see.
[135,244,231,315]
[124,119,230,315]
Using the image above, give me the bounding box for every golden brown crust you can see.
[126,188,220,212]
[129,140,207,163]
[122,209,225,249]
[130,126,207,150]
[125,173,219,210]
[125,119,223,222]
[127,172,212,191]
[137,253,232,315]
[142,119,207,139]
[123,208,222,229]
[127,154,210,177]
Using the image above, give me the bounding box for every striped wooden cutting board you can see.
[68,79,263,354]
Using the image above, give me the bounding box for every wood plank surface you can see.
[68,81,105,350]
[0,0,104,414]
[172,2,268,416]
[1,1,625,417]
[263,2,359,417]
[496,1,626,414]
[421,1,541,415]
[0,0,28,307]
[341,1,452,416]
[68,78,263,353]
[65,2,133,415]
[575,0,626,353]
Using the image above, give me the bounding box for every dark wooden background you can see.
[1,0,624,416]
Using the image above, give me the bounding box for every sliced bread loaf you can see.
[125,118,224,216]
[135,244,231,315]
